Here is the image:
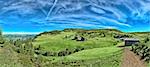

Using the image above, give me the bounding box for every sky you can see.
[0,0,150,34]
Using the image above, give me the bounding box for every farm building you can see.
[122,38,140,46]
[72,35,85,41]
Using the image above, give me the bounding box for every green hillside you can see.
[0,28,150,67]
[32,29,126,67]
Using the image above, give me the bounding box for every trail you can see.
[121,48,146,67]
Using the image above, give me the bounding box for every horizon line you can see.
[2,29,150,34]
[3,32,40,35]
[3,31,150,35]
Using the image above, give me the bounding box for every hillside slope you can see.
[32,29,127,67]
[0,29,149,67]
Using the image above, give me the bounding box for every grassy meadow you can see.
[0,28,149,67]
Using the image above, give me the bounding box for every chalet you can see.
[72,35,85,41]
[122,38,140,46]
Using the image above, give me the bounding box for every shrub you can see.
[58,51,66,56]
[131,43,150,62]
[144,37,149,43]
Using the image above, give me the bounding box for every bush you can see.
[144,37,149,43]
[131,43,150,62]
[42,51,57,56]
[58,51,67,56]
[0,30,4,44]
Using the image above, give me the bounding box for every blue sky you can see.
[0,0,150,34]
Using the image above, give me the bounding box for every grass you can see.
[62,47,122,60]
[1,29,149,67]
[44,47,123,67]
[0,44,34,67]
[31,29,127,67]
[33,32,118,52]
[32,30,123,67]
[0,45,23,67]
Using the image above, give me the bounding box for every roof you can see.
[120,38,139,41]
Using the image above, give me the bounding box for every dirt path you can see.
[0,48,2,52]
[121,48,146,67]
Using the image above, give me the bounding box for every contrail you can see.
[46,0,58,20]
[35,0,47,16]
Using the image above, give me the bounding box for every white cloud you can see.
[97,16,131,27]
[73,22,95,27]
[91,6,106,14]
[97,25,117,29]
[48,14,131,27]
[1,1,38,15]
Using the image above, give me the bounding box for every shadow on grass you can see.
[117,45,125,47]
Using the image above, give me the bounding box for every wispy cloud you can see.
[0,0,149,33]
[100,16,131,27]
[47,15,131,27]
[1,3,36,15]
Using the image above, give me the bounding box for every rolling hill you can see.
[0,28,150,67]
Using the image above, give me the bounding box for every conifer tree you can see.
[0,29,4,44]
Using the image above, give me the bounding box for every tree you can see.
[24,42,34,55]
[0,29,4,44]
[144,37,149,43]
[14,39,22,47]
